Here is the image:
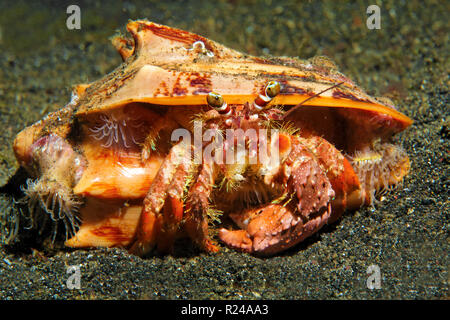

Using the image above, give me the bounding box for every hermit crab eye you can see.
[252,80,281,111]
[265,81,281,98]
[206,92,231,115]
[207,92,224,109]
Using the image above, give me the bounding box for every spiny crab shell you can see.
[12,20,411,256]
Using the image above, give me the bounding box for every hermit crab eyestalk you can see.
[207,92,231,115]
[253,81,280,111]
[265,81,281,98]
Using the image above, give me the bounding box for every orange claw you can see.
[219,202,332,255]
[218,229,252,252]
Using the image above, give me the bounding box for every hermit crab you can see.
[10,20,411,256]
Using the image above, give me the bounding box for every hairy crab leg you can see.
[129,142,193,256]
[184,159,220,253]
[219,135,409,255]
[299,135,362,222]
[219,136,336,255]
[154,153,194,253]
[141,111,181,160]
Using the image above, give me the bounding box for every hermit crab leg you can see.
[184,159,220,253]
[157,153,197,253]
[298,135,363,222]
[219,137,336,255]
[129,141,193,256]
[141,113,180,160]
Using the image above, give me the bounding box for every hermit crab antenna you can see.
[207,92,231,116]
[282,81,344,119]
[252,81,281,111]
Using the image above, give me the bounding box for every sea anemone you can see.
[89,112,145,149]
[17,134,87,242]
[21,178,82,242]
[350,142,410,204]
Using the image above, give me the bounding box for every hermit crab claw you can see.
[219,202,331,256]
